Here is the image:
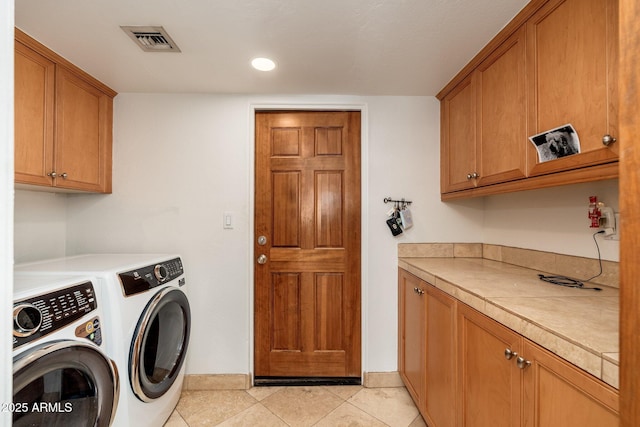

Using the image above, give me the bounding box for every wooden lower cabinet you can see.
[398,269,426,408]
[424,284,456,427]
[398,269,619,427]
[457,302,522,427]
[522,341,619,427]
[398,269,456,427]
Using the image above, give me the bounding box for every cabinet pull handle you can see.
[467,172,480,180]
[504,348,518,360]
[47,171,57,178]
[413,287,424,296]
[60,173,68,179]
[602,134,616,146]
[516,356,531,369]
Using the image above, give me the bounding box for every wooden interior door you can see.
[254,110,361,379]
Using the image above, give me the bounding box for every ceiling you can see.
[15,0,530,96]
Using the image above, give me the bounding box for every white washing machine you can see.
[12,274,119,427]
[15,254,191,427]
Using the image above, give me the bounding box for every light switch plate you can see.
[223,211,234,229]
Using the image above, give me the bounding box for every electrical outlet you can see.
[605,212,620,241]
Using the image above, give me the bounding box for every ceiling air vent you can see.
[121,26,181,52]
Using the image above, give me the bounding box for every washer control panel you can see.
[118,257,184,297]
[13,281,98,349]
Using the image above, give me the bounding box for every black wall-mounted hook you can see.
[383,197,412,206]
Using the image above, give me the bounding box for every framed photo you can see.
[529,124,581,163]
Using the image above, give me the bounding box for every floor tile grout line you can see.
[168,386,421,427]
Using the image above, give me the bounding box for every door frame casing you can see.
[247,102,369,383]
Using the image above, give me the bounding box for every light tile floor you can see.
[164,385,427,427]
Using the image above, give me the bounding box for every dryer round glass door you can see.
[13,341,119,427]
[130,287,191,402]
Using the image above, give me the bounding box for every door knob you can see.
[257,236,267,246]
[257,254,268,265]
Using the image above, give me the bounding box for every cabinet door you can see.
[457,303,521,427]
[476,27,527,187]
[14,40,55,186]
[522,340,619,427]
[55,66,113,192]
[425,284,456,427]
[526,0,618,176]
[441,74,477,193]
[398,269,426,411]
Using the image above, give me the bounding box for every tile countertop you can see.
[398,257,620,389]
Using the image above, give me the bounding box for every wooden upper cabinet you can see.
[55,67,113,192]
[476,27,527,187]
[14,39,55,187]
[526,0,618,177]
[14,29,116,193]
[441,27,528,194]
[438,0,619,199]
[441,75,476,193]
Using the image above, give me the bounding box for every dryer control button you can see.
[154,264,168,282]
[13,304,42,337]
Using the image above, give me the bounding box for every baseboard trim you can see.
[182,374,251,390]
[182,371,403,390]
[363,371,404,388]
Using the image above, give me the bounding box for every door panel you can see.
[255,111,361,378]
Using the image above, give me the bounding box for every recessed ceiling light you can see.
[251,57,276,71]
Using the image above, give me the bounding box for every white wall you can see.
[483,179,619,261]
[364,96,484,369]
[12,93,620,376]
[58,93,483,375]
[1,0,14,422]
[14,190,67,263]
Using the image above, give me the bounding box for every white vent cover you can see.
[121,26,181,52]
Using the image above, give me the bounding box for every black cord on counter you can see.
[538,230,605,291]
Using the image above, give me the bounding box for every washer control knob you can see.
[154,264,169,282]
[13,303,42,337]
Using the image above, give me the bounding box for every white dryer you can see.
[15,254,191,427]
[12,274,119,427]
